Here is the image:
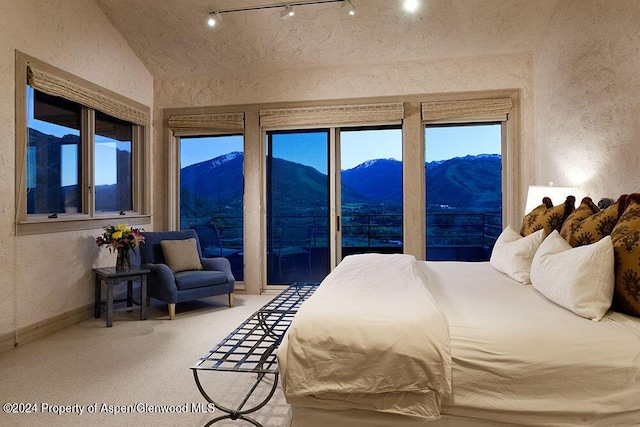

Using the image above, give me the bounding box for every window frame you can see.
[163,91,519,291]
[424,121,505,258]
[15,51,151,235]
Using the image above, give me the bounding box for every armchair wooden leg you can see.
[229,292,234,307]
[168,303,176,320]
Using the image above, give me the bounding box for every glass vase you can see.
[115,248,131,271]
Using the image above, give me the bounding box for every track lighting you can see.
[207,12,222,27]
[343,0,356,16]
[280,5,295,20]
[206,0,358,28]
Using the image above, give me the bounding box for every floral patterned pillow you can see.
[520,196,575,237]
[611,194,640,317]
[613,228,640,317]
[611,194,640,243]
[567,195,626,247]
[560,197,600,243]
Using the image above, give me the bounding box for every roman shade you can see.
[259,103,404,129]
[27,66,149,126]
[168,112,245,136]
[421,98,513,124]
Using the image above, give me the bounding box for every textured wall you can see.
[154,52,536,209]
[0,0,153,335]
[534,0,640,200]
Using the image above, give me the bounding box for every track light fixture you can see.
[280,5,296,20]
[343,0,356,16]
[206,0,356,27]
[207,12,222,27]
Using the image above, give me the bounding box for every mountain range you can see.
[180,152,502,215]
[31,129,501,216]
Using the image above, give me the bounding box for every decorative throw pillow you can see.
[612,228,640,317]
[611,194,640,243]
[567,195,626,247]
[160,238,203,273]
[560,197,599,243]
[490,226,546,284]
[530,230,614,321]
[520,196,575,236]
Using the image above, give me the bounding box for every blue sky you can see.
[181,124,500,173]
[30,119,126,186]
[34,118,501,185]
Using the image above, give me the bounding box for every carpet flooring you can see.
[0,293,290,427]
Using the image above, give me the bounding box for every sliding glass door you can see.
[266,130,330,285]
[340,126,403,258]
[266,126,403,285]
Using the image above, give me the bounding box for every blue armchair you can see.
[140,230,235,320]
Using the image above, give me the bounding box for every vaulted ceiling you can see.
[96,0,561,79]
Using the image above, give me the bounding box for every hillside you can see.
[180,152,502,216]
[425,154,501,210]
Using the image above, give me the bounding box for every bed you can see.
[276,253,640,427]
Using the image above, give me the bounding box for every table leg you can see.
[94,275,101,319]
[140,275,147,321]
[127,280,133,312]
[106,279,114,327]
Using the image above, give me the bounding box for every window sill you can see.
[16,214,152,236]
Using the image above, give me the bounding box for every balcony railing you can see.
[183,212,501,254]
[182,211,502,282]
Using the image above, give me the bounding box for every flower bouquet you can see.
[96,224,145,271]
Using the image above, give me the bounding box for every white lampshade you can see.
[524,185,575,214]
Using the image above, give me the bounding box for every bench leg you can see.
[229,292,234,307]
[168,303,176,320]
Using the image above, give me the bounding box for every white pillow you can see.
[490,226,546,284]
[530,230,614,321]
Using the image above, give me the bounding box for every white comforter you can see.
[422,261,640,426]
[278,253,452,419]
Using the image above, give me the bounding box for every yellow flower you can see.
[112,231,123,240]
[115,224,128,232]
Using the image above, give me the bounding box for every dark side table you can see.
[93,266,151,327]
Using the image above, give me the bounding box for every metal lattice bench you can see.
[191,282,319,426]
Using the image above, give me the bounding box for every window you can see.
[422,97,512,261]
[179,135,245,281]
[166,112,245,280]
[340,126,403,257]
[94,111,133,213]
[26,89,81,214]
[15,53,150,234]
[425,123,503,261]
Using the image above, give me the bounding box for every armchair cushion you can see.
[174,270,229,291]
[161,238,203,273]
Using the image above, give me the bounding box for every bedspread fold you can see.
[278,253,452,419]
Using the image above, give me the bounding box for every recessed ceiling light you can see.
[403,0,420,13]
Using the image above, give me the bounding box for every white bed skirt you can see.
[285,405,524,427]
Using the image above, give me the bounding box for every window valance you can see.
[259,103,404,129]
[421,98,513,124]
[168,112,245,136]
[27,66,149,126]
